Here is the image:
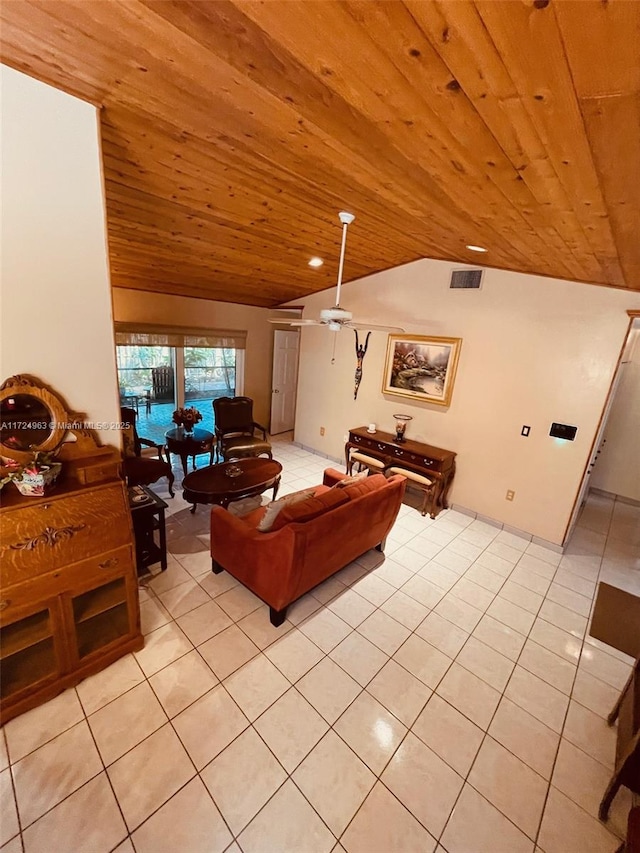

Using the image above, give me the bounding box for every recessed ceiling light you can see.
[466,244,488,253]
[308,257,324,267]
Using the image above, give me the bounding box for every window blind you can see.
[114,322,247,349]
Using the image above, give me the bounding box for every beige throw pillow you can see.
[332,470,369,488]
[257,488,315,532]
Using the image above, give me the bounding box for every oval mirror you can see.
[0,375,71,464]
[0,394,54,452]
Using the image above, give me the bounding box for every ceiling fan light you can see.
[466,244,488,253]
[308,256,323,267]
[321,306,352,322]
[328,321,342,332]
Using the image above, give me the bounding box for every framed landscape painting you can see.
[382,335,462,406]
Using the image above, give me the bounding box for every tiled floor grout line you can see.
[141,502,630,850]
[434,545,555,850]
[4,470,634,853]
[6,534,578,839]
[160,490,636,848]
[530,500,634,848]
[135,521,523,849]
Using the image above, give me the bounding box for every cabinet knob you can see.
[99,557,119,570]
[0,599,10,611]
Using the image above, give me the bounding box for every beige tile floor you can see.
[2,437,639,853]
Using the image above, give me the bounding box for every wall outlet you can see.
[506,490,515,501]
[320,426,325,436]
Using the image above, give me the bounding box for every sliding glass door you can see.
[181,346,237,435]
[115,325,245,445]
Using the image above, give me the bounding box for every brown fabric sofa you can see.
[210,468,407,626]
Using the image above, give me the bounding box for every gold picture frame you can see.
[382,335,462,407]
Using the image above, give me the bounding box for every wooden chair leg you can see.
[608,668,634,725]
[599,776,621,821]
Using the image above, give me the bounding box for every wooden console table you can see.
[345,426,456,519]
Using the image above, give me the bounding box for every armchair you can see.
[120,407,175,496]
[213,396,272,462]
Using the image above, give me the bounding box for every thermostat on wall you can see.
[549,423,578,441]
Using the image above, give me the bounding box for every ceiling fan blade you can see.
[268,318,322,326]
[346,321,406,333]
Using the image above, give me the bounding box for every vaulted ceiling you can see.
[2,0,639,306]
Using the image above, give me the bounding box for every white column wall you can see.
[1,65,119,446]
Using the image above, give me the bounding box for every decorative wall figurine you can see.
[354,330,371,400]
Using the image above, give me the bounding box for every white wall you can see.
[292,260,640,544]
[1,65,119,445]
[112,289,272,426]
[590,325,640,502]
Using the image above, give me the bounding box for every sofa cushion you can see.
[272,487,350,530]
[341,473,387,500]
[257,487,315,532]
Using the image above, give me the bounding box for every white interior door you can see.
[271,330,299,434]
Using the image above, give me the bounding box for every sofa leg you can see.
[212,559,224,575]
[375,539,386,553]
[270,607,287,627]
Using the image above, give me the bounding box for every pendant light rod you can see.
[335,211,355,306]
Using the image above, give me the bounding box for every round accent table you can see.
[164,427,215,478]
[182,457,282,514]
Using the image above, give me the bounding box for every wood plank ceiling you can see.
[1,0,639,307]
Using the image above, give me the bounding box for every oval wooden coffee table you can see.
[182,457,282,514]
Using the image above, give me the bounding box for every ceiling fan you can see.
[270,211,405,333]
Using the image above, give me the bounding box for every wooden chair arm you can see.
[252,422,268,438]
[138,437,165,461]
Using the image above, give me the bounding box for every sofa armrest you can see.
[323,468,347,487]
[210,506,298,609]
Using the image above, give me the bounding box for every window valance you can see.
[114,323,246,349]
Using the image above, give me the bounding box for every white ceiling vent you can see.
[450,269,483,289]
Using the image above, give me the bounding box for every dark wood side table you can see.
[182,458,282,514]
[128,485,168,574]
[164,427,215,478]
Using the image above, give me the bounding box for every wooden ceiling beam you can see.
[474,0,625,285]
[0,0,636,301]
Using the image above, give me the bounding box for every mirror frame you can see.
[0,375,72,464]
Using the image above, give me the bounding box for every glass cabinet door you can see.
[0,605,61,701]
[71,577,130,659]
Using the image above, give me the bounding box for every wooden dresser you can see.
[0,474,142,724]
[345,426,456,518]
[0,375,142,725]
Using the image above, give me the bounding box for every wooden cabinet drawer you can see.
[0,545,133,623]
[1,484,131,584]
